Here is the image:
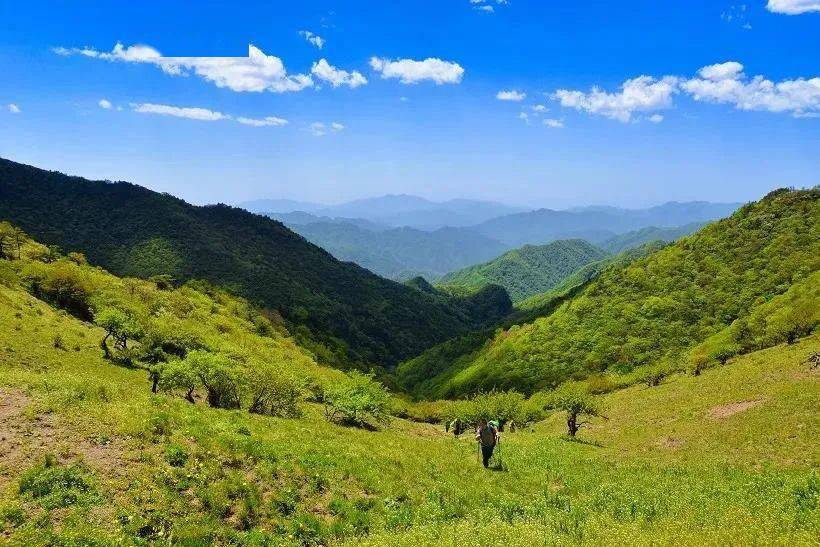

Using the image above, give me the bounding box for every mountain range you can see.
[252,203,733,281]
[0,157,511,368]
[398,188,819,398]
[241,194,528,230]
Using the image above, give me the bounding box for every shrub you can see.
[324,372,390,428]
[585,373,617,394]
[164,444,189,467]
[25,261,93,319]
[636,361,673,387]
[246,363,302,418]
[146,412,174,439]
[52,334,66,350]
[18,458,98,509]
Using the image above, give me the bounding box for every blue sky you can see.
[0,0,818,208]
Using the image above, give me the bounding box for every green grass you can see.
[1,280,817,545]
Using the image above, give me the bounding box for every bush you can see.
[246,363,302,418]
[324,372,390,428]
[18,458,98,509]
[636,361,673,387]
[164,444,189,467]
[24,260,93,319]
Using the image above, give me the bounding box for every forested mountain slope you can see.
[285,221,509,280]
[599,222,706,254]
[438,239,608,302]
[0,158,510,368]
[403,188,819,397]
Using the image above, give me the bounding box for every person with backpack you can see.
[475,419,499,468]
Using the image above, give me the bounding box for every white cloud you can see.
[518,112,530,124]
[543,118,564,128]
[470,0,508,11]
[496,90,526,101]
[131,103,227,121]
[682,61,820,117]
[697,61,744,81]
[531,104,548,113]
[648,114,664,123]
[553,75,679,122]
[299,30,325,49]
[55,43,314,93]
[550,62,819,121]
[7,103,20,113]
[310,121,345,136]
[766,0,820,14]
[369,57,464,84]
[98,99,112,109]
[131,102,288,127]
[311,59,367,88]
[236,116,288,127]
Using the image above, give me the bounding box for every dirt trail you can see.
[708,399,765,419]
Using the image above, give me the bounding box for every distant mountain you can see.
[267,211,390,231]
[285,221,510,280]
[438,239,609,302]
[242,194,529,230]
[474,202,741,247]
[240,198,324,214]
[0,157,512,368]
[599,222,707,254]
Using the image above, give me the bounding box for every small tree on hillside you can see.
[95,308,143,359]
[185,350,243,409]
[158,360,198,403]
[549,384,602,437]
[246,362,302,418]
[323,371,390,428]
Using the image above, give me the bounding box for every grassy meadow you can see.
[1,278,817,545]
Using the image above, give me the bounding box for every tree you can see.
[323,372,390,428]
[158,360,198,403]
[549,384,602,437]
[184,351,242,409]
[95,308,143,359]
[245,362,302,418]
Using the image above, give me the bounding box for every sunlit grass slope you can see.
[1,274,817,545]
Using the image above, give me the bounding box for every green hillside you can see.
[0,158,510,368]
[398,243,665,398]
[438,240,608,302]
[599,222,706,254]
[0,247,817,544]
[404,188,819,397]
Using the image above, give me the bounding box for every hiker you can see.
[475,419,499,468]
[451,417,462,437]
